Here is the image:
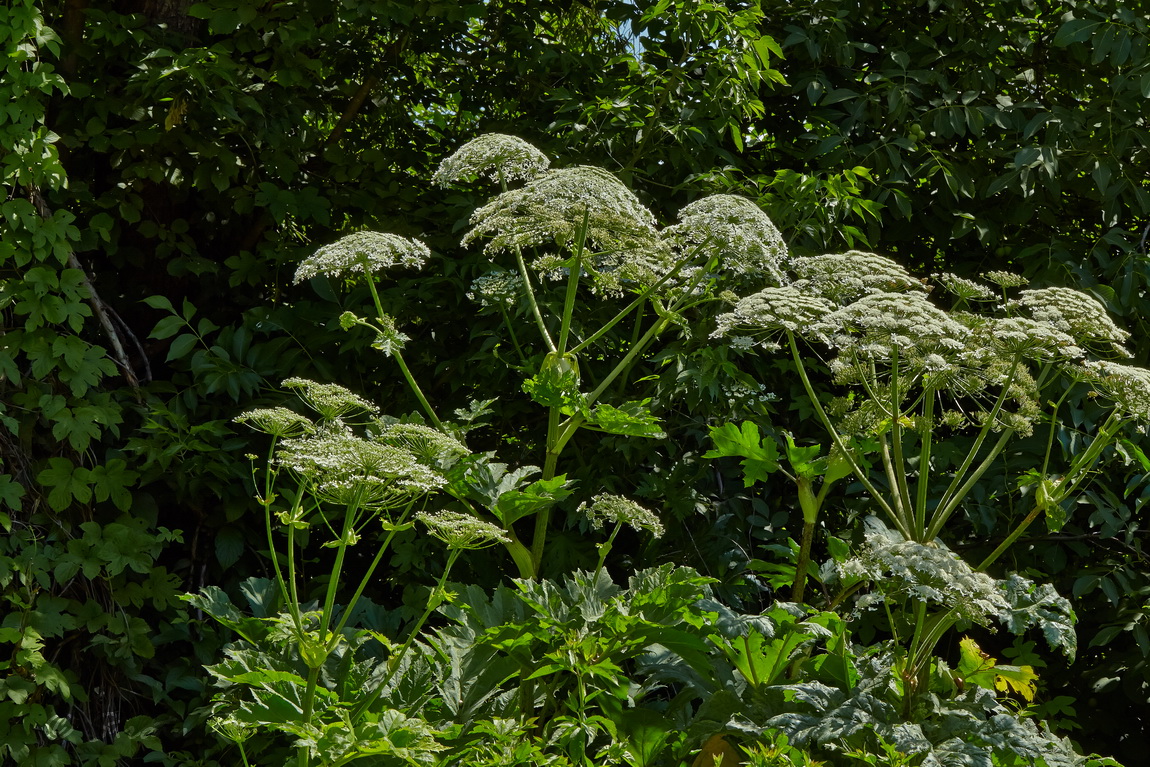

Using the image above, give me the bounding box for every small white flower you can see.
[294,232,429,283]
[433,134,550,187]
[577,493,664,538]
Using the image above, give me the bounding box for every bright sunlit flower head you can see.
[986,317,1083,361]
[294,232,429,284]
[372,421,470,463]
[711,287,834,349]
[816,292,970,361]
[1082,360,1150,422]
[577,493,665,537]
[233,406,315,438]
[278,430,446,508]
[282,378,379,420]
[982,270,1028,288]
[664,194,789,283]
[1012,287,1130,356]
[462,166,665,279]
[792,251,923,304]
[416,510,511,550]
[432,134,550,187]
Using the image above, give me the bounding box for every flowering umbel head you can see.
[1082,360,1150,422]
[577,494,664,537]
[278,428,445,509]
[462,165,668,290]
[792,251,923,305]
[416,510,511,550]
[233,406,315,438]
[294,232,429,284]
[433,134,550,187]
[664,194,789,284]
[712,287,834,350]
[282,378,378,421]
[1012,287,1130,356]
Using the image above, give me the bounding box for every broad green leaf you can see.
[703,421,780,487]
[586,399,665,438]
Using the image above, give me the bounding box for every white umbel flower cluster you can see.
[792,251,923,304]
[372,421,470,463]
[1012,287,1131,356]
[932,272,996,302]
[432,134,550,187]
[577,493,665,537]
[840,517,1010,626]
[462,166,666,282]
[985,317,1083,361]
[815,292,970,361]
[416,510,511,550]
[234,406,315,438]
[712,287,834,350]
[294,232,429,283]
[278,428,445,508]
[1082,360,1150,422]
[467,269,524,309]
[663,194,789,283]
[282,378,378,420]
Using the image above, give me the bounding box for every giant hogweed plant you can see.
[704,251,1147,762]
[187,135,796,765]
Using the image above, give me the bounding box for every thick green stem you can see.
[888,353,916,536]
[787,332,904,535]
[392,349,443,430]
[513,245,557,353]
[914,391,936,540]
[556,211,589,355]
[792,480,818,605]
[359,259,444,429]
[925,428,1014,540]
[330,506,413,641]
[351,548,463,725]
[929,357,1024,530]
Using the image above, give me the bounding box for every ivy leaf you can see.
[0,474,24,515]
[36,457,93,511]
